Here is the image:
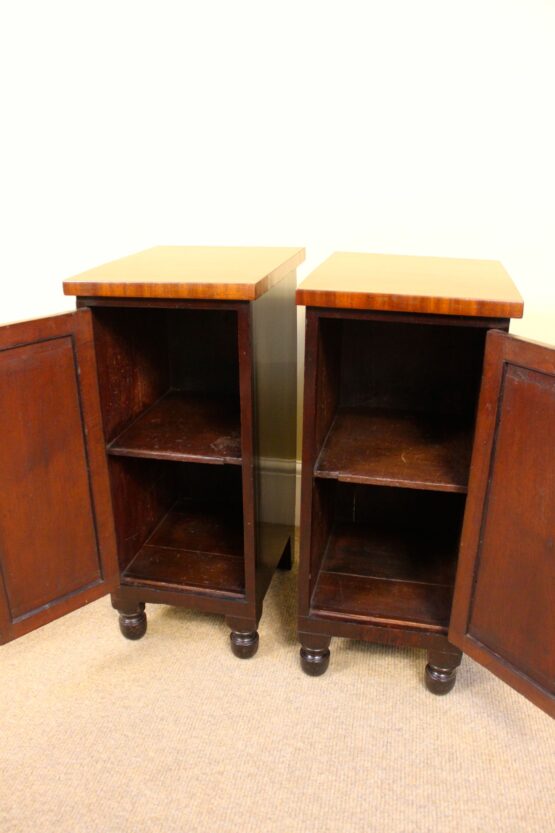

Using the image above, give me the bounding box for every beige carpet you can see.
[1,561,553,833]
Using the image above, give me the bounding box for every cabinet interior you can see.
[310,481,464,630]
[308,315,489,630]
[91,306,246,598]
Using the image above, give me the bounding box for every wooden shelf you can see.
[122,500,245,597]
[108,390,241,465]
[315,408,472,493]
[310,521,458,631]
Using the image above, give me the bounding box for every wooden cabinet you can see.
[0,245,304,657]
[296,252,554,719]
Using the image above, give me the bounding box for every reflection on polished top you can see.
[63,246,305,301]
[296,252,523,318]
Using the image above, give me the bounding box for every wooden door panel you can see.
[449,330,555,717]
[0,311,119,644]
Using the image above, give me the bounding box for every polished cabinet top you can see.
[296,252,523,318]
[63,246,305,301]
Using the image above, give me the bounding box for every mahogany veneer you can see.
[64,245,304,300]
[0,246,303,657]
[296,251,524,317]
[297,252,555,718]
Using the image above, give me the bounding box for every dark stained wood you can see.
[300,637,331,676]
[321,521,458,587]
[315,408,472,492]
[148,499,243,557]
[296,252,524,318]
[168,308,240,395]
[108,390,241,465]
[88,305,169,442]
[312,572,453,631]
[449,331,555,718]
[229,629,260,658]
[124,548,245,597]
[0,311,118,644]
[310,515,458,632]
[295,301,510,686]
[425,647,463,694]
[1,247,300,654]
[338,317,489,417]
[111,597,147,640]
[298,613,450,652]
[236,303,258,607]
[297,310,341,616]
[122,500,244,597]
[107,457,176,573]
[81,256,298,652]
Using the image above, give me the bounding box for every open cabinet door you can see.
[449,330,554,718]
[0,310,119,644]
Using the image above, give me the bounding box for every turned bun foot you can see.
[300,646,330,676]
[118,603,147,640]
[425,662,458,695]
[230,630,259,659]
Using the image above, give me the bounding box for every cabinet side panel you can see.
[251,271,297,601]
[89,306,170,442]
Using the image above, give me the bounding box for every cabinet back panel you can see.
[333,482,465,535]
[0,337,102,620]
[339,319,486,417]
[168,309,239,395]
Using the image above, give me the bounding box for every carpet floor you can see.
[1,561,553,833]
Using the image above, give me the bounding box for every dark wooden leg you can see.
[111,595,147,641]
[425,646,462,694]
[277,537,292,571]
[226,616,259,658]
[299,632,332,676]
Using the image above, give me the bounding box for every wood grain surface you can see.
[64,246,305,300]
[449,330,555,717]
[296,252,523,317]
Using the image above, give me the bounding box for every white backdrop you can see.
[1,0,554,342]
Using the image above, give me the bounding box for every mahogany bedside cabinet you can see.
[296,252,554,718]
[0,245,303,658]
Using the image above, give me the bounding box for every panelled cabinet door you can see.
[449,330,555,718]
[0,311,119,644]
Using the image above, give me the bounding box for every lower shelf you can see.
[121,500,245,598]
[310,520,458,632]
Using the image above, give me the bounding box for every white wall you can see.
[1,1,553,338]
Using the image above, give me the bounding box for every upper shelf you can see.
[63,246,305,301]
[296,252,524,318]
[108,390,242,465]
[315,408,472,493]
